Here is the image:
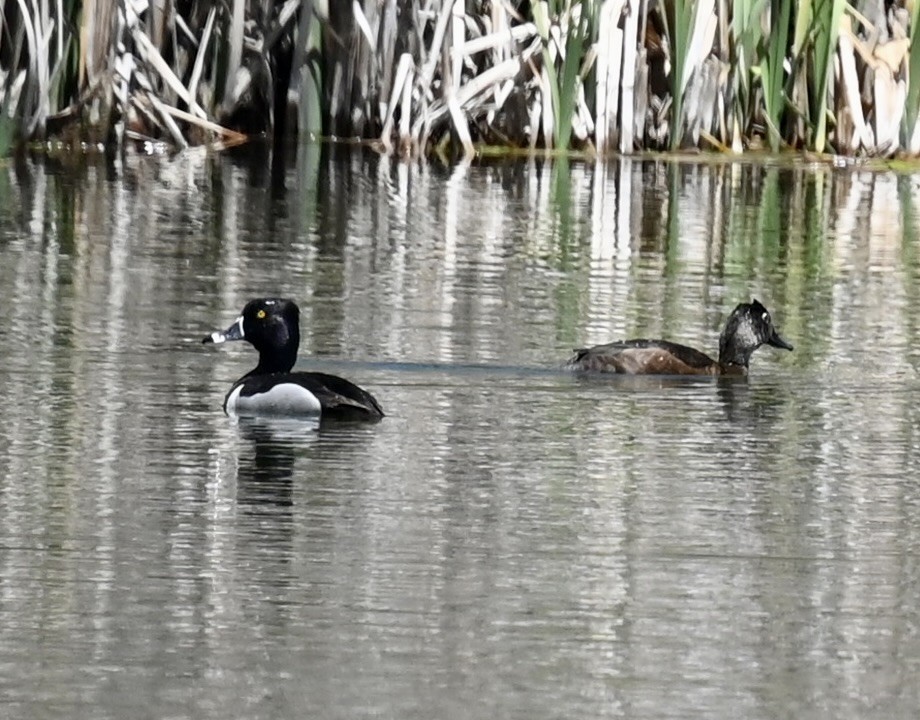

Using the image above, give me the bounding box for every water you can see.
[1,149,920,719]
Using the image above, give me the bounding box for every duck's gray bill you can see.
[202,316,244,344]
[768,330,794,351]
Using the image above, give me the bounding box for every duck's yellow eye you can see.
[257,309,266,319]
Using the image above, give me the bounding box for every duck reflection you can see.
[715,376,791,426]
[571,370,795,429]
[572,371,716,392]
[233,416,320,509]
[215,417,321,601]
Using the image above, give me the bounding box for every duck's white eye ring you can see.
[762,312,769,322]
[257,309,266,319]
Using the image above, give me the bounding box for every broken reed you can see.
[0,0,918,158]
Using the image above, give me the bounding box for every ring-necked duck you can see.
[203,298,385,419]
[566,299,793,375]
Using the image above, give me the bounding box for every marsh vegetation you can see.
[1,1,918,158]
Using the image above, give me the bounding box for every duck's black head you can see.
[203,298,300,374]
[717,299,793,370]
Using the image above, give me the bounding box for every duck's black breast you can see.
[568,339,719,375]
[226,371,385,420]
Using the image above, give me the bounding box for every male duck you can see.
[566,299,793,375]
[203,298,385,419]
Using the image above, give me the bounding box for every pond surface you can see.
[1,148,919,719]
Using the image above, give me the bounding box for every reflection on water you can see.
[0,150,919,719]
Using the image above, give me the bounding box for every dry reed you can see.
[0,1,917,158]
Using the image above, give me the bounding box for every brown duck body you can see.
[566,300,793,376]
[568,339,742,376]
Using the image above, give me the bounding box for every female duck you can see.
[203,298,384,419]
[566,300,793,375]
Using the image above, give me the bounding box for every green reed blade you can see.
[730,0,766,144]
[762,0,792,151]
[808,0,844,152]
[905,0,920,147]
[669,0,696,149]
[534,1,594,150]
[556,5,590,150]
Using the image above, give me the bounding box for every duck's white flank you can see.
[226,382,322,416]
